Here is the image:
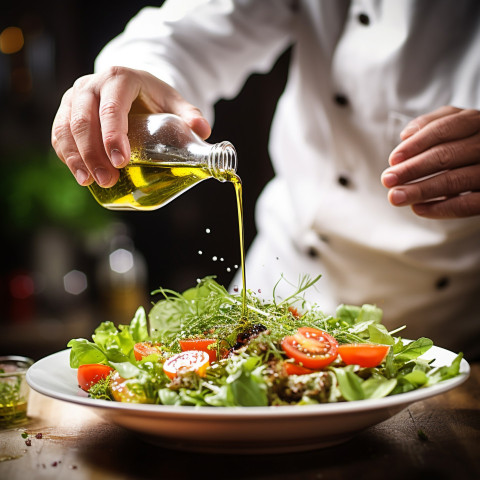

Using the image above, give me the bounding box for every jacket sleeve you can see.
[94,0,295,122]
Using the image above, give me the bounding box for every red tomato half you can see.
[338,344,390,368]
[283,362,315,376]
[77,364,114,391]
[134,342,162,361]
[179,338,217,363]
[281,327,338,369]
[163,350,210,380]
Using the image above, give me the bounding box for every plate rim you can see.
[26,346,470,419]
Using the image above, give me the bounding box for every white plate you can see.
[27,347,469,454]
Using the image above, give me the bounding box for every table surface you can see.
[1,365,479,480]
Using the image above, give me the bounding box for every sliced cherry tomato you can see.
[179,338,217,363]
[338,344,390,368]
[77,364,114,392]
[109,371,152,403]
[163,350,210,380]
[281,327,338,369]
[283,362,315,376]
[288,306,300,318]
[134,342,162,361]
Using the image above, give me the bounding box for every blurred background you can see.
[0,0,289,359]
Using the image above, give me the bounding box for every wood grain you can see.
[1,366,478,480]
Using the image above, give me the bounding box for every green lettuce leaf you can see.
[67,338,106,368]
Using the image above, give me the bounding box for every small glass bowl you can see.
[0,356,34,428]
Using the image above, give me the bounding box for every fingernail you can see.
[75,169,89,185]
[391,189,407,205]
[400,123,420,138]
[111,149,125,168]
[94,167,112,186]
[382,172,398,188]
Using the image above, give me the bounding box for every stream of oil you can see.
[88,161,247,317]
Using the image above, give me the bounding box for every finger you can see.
[52,90,93,186]
[390,108,480,166]
[167,97,211,139]
[155,82,211,140]
[387,163,480,207]
[70,79,119,187]
[412,192,480,219]
[97,68,143,169]
[399,106,461,140]
[128,69,211,139]
[382,131,480,187]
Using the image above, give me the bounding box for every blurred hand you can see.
[51,67,211,187]
[381,106,480,219]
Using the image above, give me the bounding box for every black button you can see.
[307,246,320,258]
[435,276,450,290]
[358,13,370,25]
[338,175,350,187]
[333,94,349,107]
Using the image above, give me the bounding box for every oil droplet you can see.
[220,258,224,262]
[205,228,211,234]
[226,267,231,272]
[198,250,203,255]
[212,256,218,261]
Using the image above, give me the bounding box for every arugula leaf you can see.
[332,367,365,401]
[204,385,233,407]
[356,304,383,324]
[362,376,397,399]
[335,304,361,325]
[158,388,181,405]
[368,324,395,346]
[109,361,141,379]
[402,370,428,387]
[394,338,433,362]
[228,371,268,406]
[339,304,384,339]
[427,353,463,385]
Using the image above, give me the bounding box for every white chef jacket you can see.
[95,0,480,359]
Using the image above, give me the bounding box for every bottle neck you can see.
[208,141,237,182]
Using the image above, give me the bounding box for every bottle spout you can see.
[208,141,237,182]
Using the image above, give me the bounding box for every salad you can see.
[68,276,463,406]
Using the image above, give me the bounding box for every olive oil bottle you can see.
[88,114,237,211]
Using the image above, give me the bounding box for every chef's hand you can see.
[381,106,480,219]
[51,66,211,187]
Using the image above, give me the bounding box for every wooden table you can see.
[1,365,479,480]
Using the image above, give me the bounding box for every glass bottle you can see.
[88,113,238,211]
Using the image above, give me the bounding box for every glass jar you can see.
[0,356,34,428]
